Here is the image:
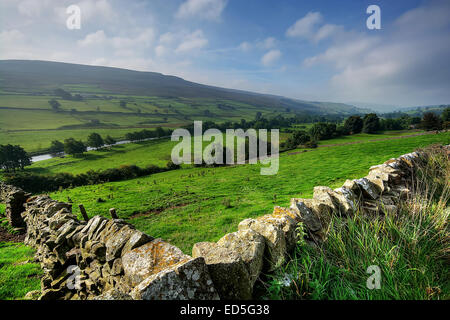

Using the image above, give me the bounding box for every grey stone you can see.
[130,257,219,300]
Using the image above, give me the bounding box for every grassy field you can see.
[317,130,426,145]
[45,131,450,253]
[28,138,176,175]
[0,242,42,300]
[26,130,423,176]
[0,131,448,300]
[0,205,41,300]
[0,91,292,153]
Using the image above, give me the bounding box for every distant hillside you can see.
[395,105,449,114]
[0,60,363,116]
[347,102,399,113]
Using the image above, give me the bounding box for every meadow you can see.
[0,204,42,300]
[0,91,290,153]
[0,242,42,300]
[44,131,450,253]
[26,130,421,176]
[28,138,177,175]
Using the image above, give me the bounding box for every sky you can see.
[0,0,449,106]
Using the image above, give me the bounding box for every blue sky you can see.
[1,0,449,106]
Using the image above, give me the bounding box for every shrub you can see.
[3,163,179,193]
[166,160,181,170]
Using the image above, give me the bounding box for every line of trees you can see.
[3,163,179,194]
[48,127,171,157]
[182,113,348,135]
[54,88,83,101]
[124,127,172,141]
[281,108,449,151]
[0,144,31,172]
[49,133,117,157]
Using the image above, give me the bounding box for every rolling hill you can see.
[0,60,370,153]
[0,60,364,115]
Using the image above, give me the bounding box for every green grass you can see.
[0,109,86,130]
[0,127,176,154]
[317,130,426,145]
[261,146,449,300]
[0,91,292,153]
[27,131,287,175]
[27,130,422,176]
[28,138,177,175]
[0,242,42,300]
[48,131,450,253]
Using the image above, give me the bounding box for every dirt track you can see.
[0,226,25,242]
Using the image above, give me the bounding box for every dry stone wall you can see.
[0,145,447,300]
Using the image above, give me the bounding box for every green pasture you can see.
[47,131,450,253]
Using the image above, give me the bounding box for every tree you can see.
[155,127,165,137]
[442,107,450,122]
[380,118,404,131]
[87,133,104,149]
[54,88,73,100]
[362,113,380,133]
[255,112,262,121]
[0,144,31,172]
[48,99,61,111]
[49,140,64,154]
[421,112,442,131]
[442,107,450,129]
[64,138,86,156]
[410,117,422,125]
[284,130,310,149]
[104,135,116,145]
[309,122,337,140]
[344,116,363,134]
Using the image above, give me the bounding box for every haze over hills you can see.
[349,101,450,115]
[0,60,365,116]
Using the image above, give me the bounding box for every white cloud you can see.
[111,29,155,49]
[313,24,342,42]
[303,35,379,68]
[175,30,208,53]
[238,37,276,52]
[159,32,176,45]
[155,45,167,57]
[238,41,251,52]
[176,0,227,21]
[18,0,49,17]
[78,29,155,49]
[261,37,276,49]
[302,1,450,105]
[0,29,42,60]
[76,0,115,22]
[261,49,281,66]
[0,29,25,43]
[286,12,322,38]
[78,30,107,47]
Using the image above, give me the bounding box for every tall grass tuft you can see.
[262,145,449,300]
